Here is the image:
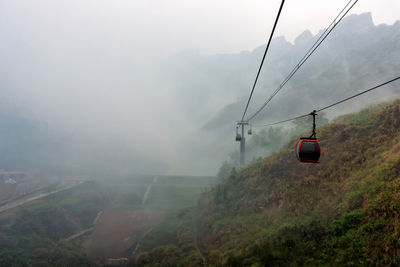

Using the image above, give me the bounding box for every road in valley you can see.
[0,181,85,213]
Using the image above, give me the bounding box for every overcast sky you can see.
[1,0,399,175]
[1,0,399,55]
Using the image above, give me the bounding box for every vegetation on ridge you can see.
[134,100,400,266]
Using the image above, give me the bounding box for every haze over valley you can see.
[1,9,399,175]
[1,0,400,265]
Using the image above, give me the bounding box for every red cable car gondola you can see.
[296,138,320,163]
[296,110,321,163]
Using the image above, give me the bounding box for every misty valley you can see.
[1,0,400,266]
[0,174,216,265]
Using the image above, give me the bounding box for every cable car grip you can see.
[309,110,317,139]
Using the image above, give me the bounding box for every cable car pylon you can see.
[236,121,249,165]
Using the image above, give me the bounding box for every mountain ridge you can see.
[198,12,399,131]
[134,99,400,266]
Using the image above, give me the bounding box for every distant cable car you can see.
[235,126,242,141]
[296,110,321,163]
[247,125,252,135]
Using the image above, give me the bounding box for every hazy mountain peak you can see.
[270,36,293,52]
[294,30,313,46]
[273,35,290,45]
[340,12,374,33]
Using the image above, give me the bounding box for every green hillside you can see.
[135,100,400,266]
[0,181,108,266]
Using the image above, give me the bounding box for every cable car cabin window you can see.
[296,139,320,163]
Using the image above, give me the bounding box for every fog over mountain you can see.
[167,12,400,173]
[1,10,399,175]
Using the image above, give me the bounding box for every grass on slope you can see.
[135,100,400,266]
[196,100,400,265]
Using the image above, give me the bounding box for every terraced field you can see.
[82,210,166,259]
[0,175,216,265]
[81,175,217,261]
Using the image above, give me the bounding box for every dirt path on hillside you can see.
[131,227,154,255]
[142,176,158,205]
[65,211,103,241]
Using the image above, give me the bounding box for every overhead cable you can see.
[241,0,286,122]
[253,75,400,128]
[245,0,359,122]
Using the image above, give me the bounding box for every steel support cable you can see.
[253,76,400,128]
[245,0,359,122]
[241,0,286,122]
[265,0,354,103]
